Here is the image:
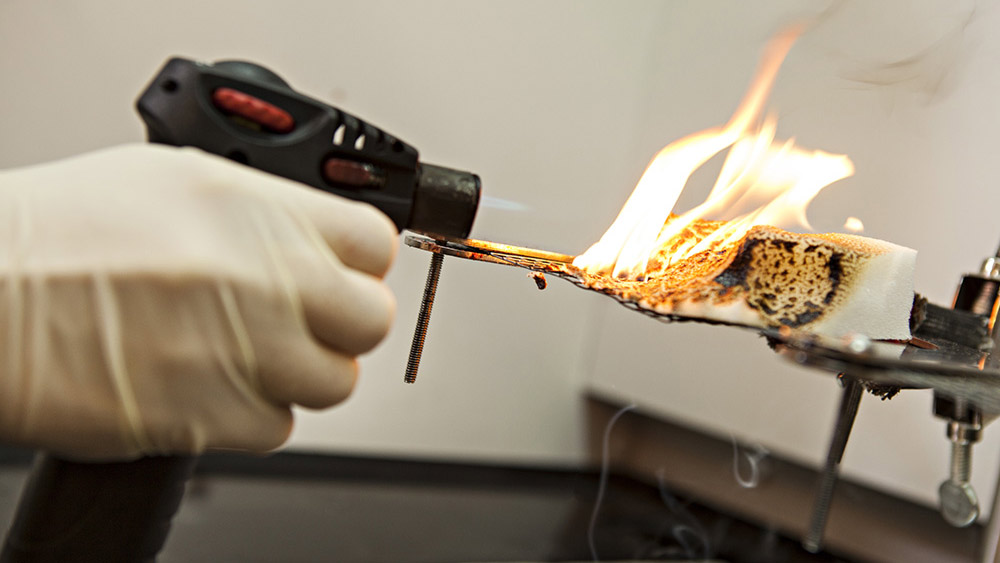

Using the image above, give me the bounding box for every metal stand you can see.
[981,455,1000,562]
[403,233,1000,555]
[802,377,864,553]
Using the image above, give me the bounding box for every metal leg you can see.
[802,377,864,553]
[404,252,444,384]
[979,448,1000,562]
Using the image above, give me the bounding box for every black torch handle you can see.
[0,454,197,562]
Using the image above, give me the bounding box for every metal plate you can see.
[404,235,723,325]
[406,235,1000,409]
[765,328,1000,412]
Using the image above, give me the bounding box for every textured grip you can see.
[0,454,197,562]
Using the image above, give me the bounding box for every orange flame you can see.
[844,217,864,233]
[574,25,854,279]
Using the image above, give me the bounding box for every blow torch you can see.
[0,57,481,562]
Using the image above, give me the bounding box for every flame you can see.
[574,25,855,279]
[844,217,864,233]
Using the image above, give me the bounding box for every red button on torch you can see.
[211,87,295,133]
[322,158,386,189]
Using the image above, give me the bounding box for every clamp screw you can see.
[938,420,981,527]
[939,480,978,527]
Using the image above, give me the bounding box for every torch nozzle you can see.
[408,163,481,239]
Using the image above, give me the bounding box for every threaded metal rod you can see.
[952,440,973,483]
[939,423,980,527]
[803,377,863,553]
[405,252,444,384]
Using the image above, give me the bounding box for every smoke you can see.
[816,0,982,104]
[731,437,771,489]
[588,403,636,562]
[654,469,712,559]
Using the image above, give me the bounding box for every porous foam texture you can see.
[574,224,916,340]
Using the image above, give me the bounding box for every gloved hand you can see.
[0,144,396,460]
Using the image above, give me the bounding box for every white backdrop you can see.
[3,0,999,517]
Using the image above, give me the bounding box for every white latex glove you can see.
[0,144,397,460]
